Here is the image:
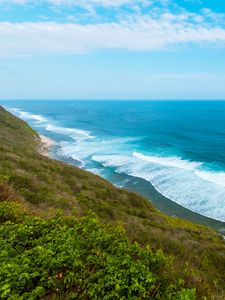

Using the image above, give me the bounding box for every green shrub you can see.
[0,202,24,223]
[0,214,195,300]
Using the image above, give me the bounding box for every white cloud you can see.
[0,13,225,57]
[49,0,135,7]
[0,0,28,3]
[0,0,151,7]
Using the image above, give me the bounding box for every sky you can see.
[0,0,225,100]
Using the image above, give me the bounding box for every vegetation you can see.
[0,105,225,299]
[0,207,196,300]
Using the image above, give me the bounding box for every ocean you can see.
[2,100,225,229]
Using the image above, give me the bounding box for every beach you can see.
[39,135,54,157]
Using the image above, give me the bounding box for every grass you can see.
[0,105,225,299]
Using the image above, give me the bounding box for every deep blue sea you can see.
[3,100,225,223]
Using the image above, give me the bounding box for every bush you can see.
[0,214,196,300]
[0,202,24,224]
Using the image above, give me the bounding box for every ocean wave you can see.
[9,108,47,123]
[92,153,225,221]
[92,154,133,168]
[58,137,138,166]
[7,107,94,142]
[45,124,94,141]
[133,152,202,170]
[195,170,225,187]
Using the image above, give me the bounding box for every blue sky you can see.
[0,0,225,100]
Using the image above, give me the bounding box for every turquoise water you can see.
[3,100,225,223]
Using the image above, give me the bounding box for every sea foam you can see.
[133,152,201,170]
[195,170,225,187]
[45,124,93,141]
[8,107,93,142]
[92,152,225,221]
[9,108,47,123]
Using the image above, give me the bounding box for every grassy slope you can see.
[0,106,225,299]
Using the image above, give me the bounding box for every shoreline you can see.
[39,135,55,157]
[4,106,225,234]
[51,150,225,233]
[122,174,225,233]
[38,133,225,233]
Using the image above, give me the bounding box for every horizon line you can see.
[1,99,225,102]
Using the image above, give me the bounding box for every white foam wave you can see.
[9,107,47,123]
[195,170,225,187]
[58,137,137,164]
[133,152,202,170]
[92,153,225,221]
[45,124,94,141]
[92,154,133,168]
[7,107,93,142]
[86,168,103,175]
[31,114,46,123]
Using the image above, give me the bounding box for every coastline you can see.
[122,174,225,233]
[39,135,55,157]
[4,103,225,233]
[50,149,225,234]
[6,101,225,234]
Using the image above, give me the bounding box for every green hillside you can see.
[0,105,225,299]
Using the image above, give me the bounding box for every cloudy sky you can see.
[0,0,225,100]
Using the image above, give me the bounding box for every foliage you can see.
[0,211,196,300]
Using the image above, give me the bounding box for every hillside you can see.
[0,105,225,299]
